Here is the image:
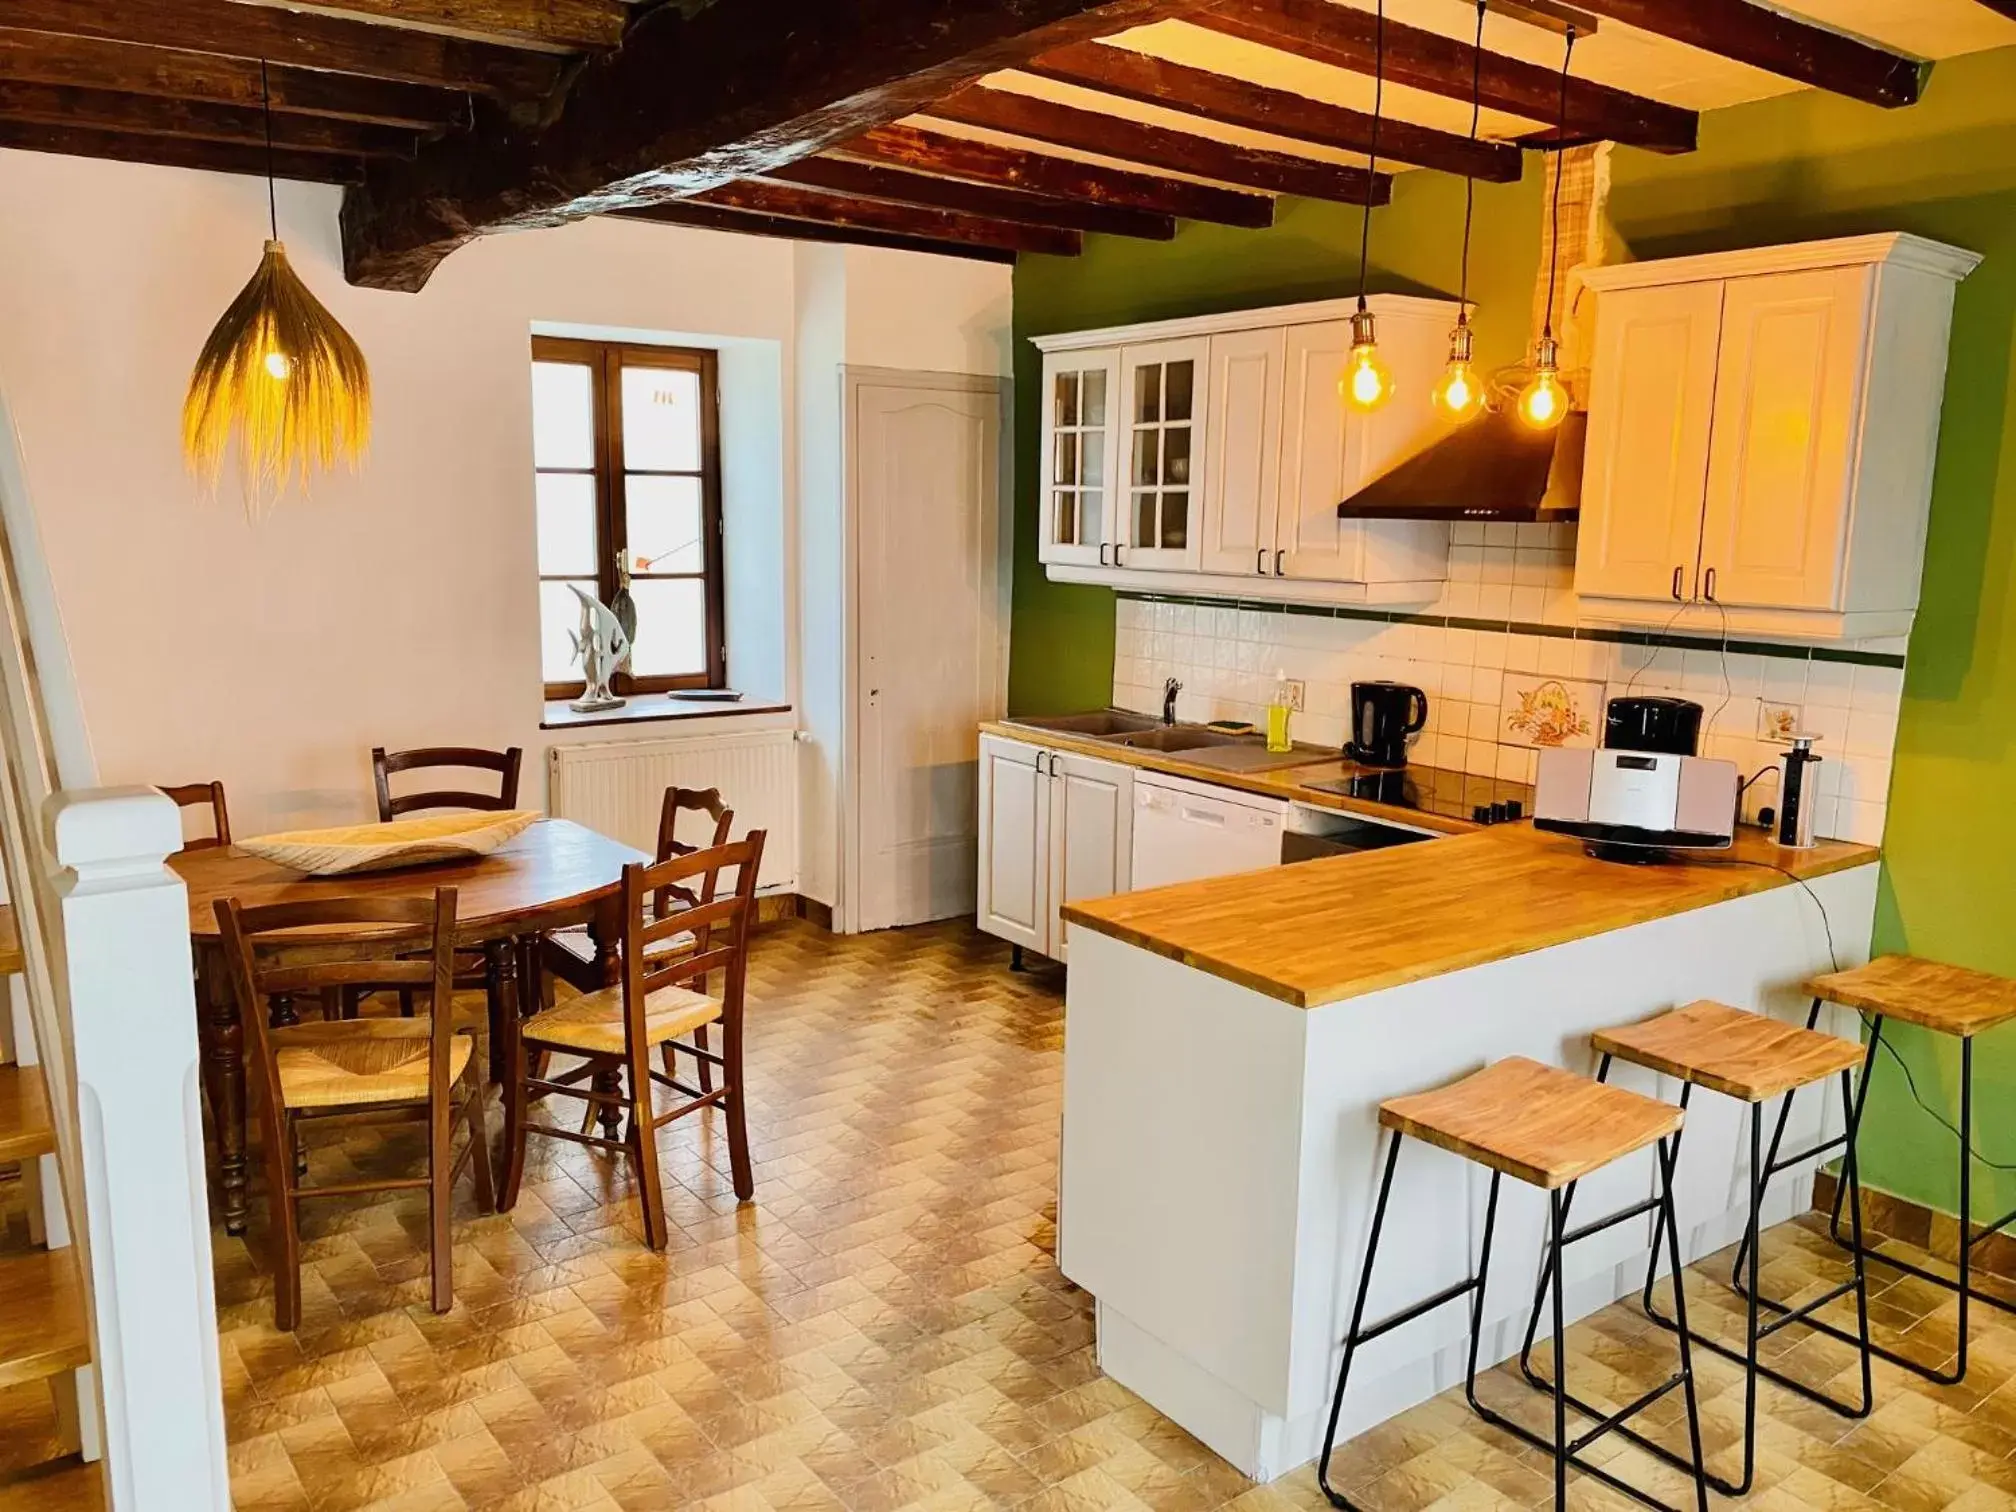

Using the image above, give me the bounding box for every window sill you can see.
[540,696,793,732]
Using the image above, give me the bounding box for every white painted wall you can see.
[0,148,1013,894]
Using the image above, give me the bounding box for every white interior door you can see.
[1575,281,1724,604]
[1697,267,1870,612]
[849,370,1006,932]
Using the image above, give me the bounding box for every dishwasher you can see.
[1131,771,1289,890]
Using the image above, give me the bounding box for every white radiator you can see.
[547,729,799,892]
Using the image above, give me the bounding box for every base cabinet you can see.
[978,735,1132,962]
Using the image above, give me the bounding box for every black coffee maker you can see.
[1348,681,1428,768]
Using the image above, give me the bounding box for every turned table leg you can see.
[197,940,250,1236]
[588,898,624,1141]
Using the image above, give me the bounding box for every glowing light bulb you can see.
[263,349,292,381]
[1430,320,1484,421]
[1339,308,1392,412]
[1516,335,1566,431]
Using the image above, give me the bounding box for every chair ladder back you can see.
[653,786,734,918]
[373,746,523,821]
[159,780,231,849]
[634,834,765,1004]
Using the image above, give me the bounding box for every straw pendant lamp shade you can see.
[181,62,370,514]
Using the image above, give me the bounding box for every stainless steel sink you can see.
[1004,709,1162,738]
[1106,726,1251,753]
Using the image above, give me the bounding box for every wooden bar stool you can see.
[1318,1057,1708,1512]
[1802,955,2016,1385]
[1521,1001,1872,1497]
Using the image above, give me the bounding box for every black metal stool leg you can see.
[1317,1137,1404,1511]
[1654,1136,1712,1512]
[1735,996,1825,1284]
[1549,1186,1568,1511]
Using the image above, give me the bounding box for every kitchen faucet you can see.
[1163,677,1182,726]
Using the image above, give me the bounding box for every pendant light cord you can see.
[260,59,278,241]
[1540,27,1576,342]
[1456,0,1486,320]
[1354,0,1385,315]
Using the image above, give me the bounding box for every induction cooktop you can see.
[1300,762,1537,826]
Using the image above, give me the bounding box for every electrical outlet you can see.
[1280,678,1306,712]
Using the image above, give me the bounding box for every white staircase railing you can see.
[0,383,230,1506]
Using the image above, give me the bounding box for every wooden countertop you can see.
[1062,821,1878,1010]
[981,720,1489,835]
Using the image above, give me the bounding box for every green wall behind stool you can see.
[1008,46,2016,1220]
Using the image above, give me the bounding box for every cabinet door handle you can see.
[1099,543,1109,567]
[1274,550,1285,577]
[1114,545,1124,567]
[1671,565,1684,602]
[1257,548,1266,575]
[1703,567,1718,603]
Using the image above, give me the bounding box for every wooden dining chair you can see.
[372,746,522,822]
[214,887,494,1329]
[159,781,231,851]
[502,833,766,1250]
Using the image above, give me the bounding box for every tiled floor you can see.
[7,917,2016,1510]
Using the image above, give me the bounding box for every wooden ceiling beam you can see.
[1568,0,1924,107]
[614,201,1017,265]
[923,85,1391,204]
[767,156,1175,239]
[341,0,1211,291]
[1193,0,1697,153]
[1023,40,1522,181]
[0,0,560,97]
[835,123,1274,228]
[225,0,628,52]
[0,119,362,182]
[0,80,417,156]
[690,179,1082,257]
[0,31,465,128]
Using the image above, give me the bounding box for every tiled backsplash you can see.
[1110,523,1905,846]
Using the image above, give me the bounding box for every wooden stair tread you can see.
[1808,954,2016,1038]
[0,904,18,977]
[0,1247,89,1391]
[0,1064,54,1166]
[1380,1056,1683,1190]
[1592,1000,1865,1104]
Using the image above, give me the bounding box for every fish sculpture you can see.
[568,584,632,712]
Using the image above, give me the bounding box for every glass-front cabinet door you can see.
[1120,338,1209,572]
[1038,348,1120,568]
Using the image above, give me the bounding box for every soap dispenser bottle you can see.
[1266,671,1294,753]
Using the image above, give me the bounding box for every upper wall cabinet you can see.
[1034,296,1459,606]
[1576,234,1981,641]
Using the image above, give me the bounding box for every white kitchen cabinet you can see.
[1576,234,1980,639]
[1034,296,1458,604]
[976,734,1133,963]
[1038,348,1121,569]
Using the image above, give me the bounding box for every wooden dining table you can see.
[172,817,647,1235]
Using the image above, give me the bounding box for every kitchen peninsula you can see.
[1055,817,1876,1482]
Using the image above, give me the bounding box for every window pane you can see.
[1053,432,1078,487]
[1165,360,1195,422]
[535,472,596,576]
[1161,491,1189,549]
[1134,364,1160,424]
[1135,492,1155,547]
[1083,368,1107,427]
[532,362,595,470]
[540,578,597,683]
[629,578,708,677]
[1132,429,1159,487]
[1164,426,1191,487]
[621,364,702,472]
[1083,431,1105,488]
[1053,490,1077,546]
[1081,490,1103,546]
[1054,370,1079,429]
[627,474,705,574]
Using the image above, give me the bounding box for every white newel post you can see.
[48,787,230,1511]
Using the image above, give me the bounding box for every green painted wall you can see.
[1008,46,2016,1217]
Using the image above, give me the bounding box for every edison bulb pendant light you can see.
[1341,308,1393,412]
[1517,334,1566,430]
[1430,319,1483,421]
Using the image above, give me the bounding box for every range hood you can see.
[1340,143,1608,527]
[1336,406,1585,524]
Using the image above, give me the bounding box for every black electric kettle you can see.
[1348,681,1428,768]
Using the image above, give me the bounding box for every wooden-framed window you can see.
[530,336,726,698]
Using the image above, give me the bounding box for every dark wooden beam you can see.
[691,179,1081,257]
[0,119,362,182]
[614,200,1016,264]
[1022,41,1522,181]
[0,80,417,156]
[227,0,628,52]
[1568,0,1924,107]
[768,156,1175,238]
[835,123,1273,228]
[1193,0,1697,153]
[341,0,1211,291]
[0,0,560,97]
[923,86,1391,204]
[0,31,464,128]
